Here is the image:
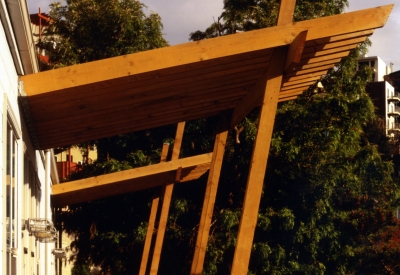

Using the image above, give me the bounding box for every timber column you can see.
[231,1,296,274]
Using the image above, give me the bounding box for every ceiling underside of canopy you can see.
[20,5,393,150]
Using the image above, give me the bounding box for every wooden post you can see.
[149,122,185,274]
[277,0,296,25]
[230,1,296,273]
[190,113,230,275]
[139,143,170,275]
[230,47,287,274]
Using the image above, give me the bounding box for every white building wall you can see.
[358,56,393,82]
[0,80,5,275]
[1,1,56,274]
[376,56,389,81]
[385,81,395,137]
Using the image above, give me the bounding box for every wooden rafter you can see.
[22,6,390,97]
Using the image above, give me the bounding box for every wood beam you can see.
[231,47,286,274]
[230,30,305,127]
[230,68,268,128]
[51,152,211,206]
[284,30,307,73]
[149,122,185,274]
[277,0,296,25]
[139,143,170,275]
[191,113,230,275]
[21,5,393,97]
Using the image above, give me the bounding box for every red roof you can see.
[30,13,51,26]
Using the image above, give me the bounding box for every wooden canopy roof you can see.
[22,3,394,274]
[20,5,393,150]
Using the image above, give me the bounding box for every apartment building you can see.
[358,56,397,137]
[0,0,59,274]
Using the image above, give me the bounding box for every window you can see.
[4,95,22,275]
[6,121,19,274]
[358,61,369,68]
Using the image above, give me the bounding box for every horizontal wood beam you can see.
[21,5,393,97]
[51,153,212,207]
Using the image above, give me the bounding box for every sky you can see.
[27,0,400,70]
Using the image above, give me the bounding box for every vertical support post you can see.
[277,0,296,25]
[139,143,170,275]
[231,47,287,275]
[149,122,185,274]
[190,113,230,275]
[45,150,52,275]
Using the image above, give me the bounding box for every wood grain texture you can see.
[191,114,230,274]
[51,152,211,207]
[149,122,185,275]
[139,143,169,275]
[231,47,286,275]
[20,6,391,149]
[277,0,296,25]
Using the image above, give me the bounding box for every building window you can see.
[358,61,369,68]
[6,121,19,274]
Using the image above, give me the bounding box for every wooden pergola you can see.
[20,1,393,274]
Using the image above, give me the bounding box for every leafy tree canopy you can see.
[189,0,348,41]
[41,0,168,68]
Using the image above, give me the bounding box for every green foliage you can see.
[43,0,168,68]
[71,263,91,275]
[189,0,348,41]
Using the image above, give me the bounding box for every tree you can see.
[42,0,167,68]
[189,0,348,40]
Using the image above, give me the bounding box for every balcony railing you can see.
[388,106,400,115]
[388,92,400,101]
[388,123,400,131]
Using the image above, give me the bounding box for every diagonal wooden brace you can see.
[149,122,185,274]
[190,112,230,275]
[231,47,287,275]
[139,143,170,275]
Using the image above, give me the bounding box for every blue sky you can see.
[27,0,399,70]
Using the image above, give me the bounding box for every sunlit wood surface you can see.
[51,153,212,207]
[20,5,392,150]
